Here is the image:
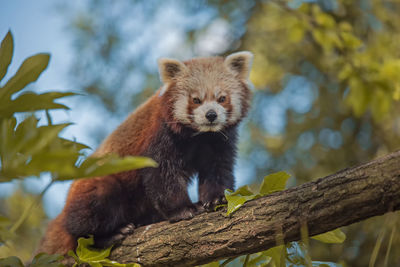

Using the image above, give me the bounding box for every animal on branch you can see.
[37,51,254,255]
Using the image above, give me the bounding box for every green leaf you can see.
[315,12,336,28]
[0,91,77,117]
[71,236,139,267]
[340,32,362,50]
[289,22,305,43]
[263,245,285,267]
[0,31,13,81]
[59,137,91,151]
[76,236,112,262]
[0,115,88,181]
[346,77,368,116]
[0,215,12,244]
[371,88,391,121]
[24,149,82,179]
[31,253,65,267]
[225,186,260,215]
[259,171,291,195]
[74,155,158,180]
[0,53,50,104]
[245,252,271,266]
[224,171,290,216]
[0,256,24,267]
[311,228,346,243]
[17,122,71,156]
[0,113,155,181]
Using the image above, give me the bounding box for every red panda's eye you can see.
[218,96,226,103]
[193,97,201,104]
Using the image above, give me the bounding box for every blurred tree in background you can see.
[1,0,399,266]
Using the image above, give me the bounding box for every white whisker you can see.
[218,130,229,141]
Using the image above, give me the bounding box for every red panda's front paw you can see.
[203,195,227,211]
[168,206,197,223]
[119,223,135,235]
[94,223,135,248]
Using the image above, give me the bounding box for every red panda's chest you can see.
[142,125,237,175]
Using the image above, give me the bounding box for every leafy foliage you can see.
[0,256,24,267]
[224,171,291,215]
[0,31,156,265]
[30,253,65,267]
[312,229,346,244]
[68,236,140,267]
[0,31,157,183]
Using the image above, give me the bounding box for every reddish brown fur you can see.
[37,213,75,255]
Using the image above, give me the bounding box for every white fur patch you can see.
[193,101,227,132]
[159,85,168,96]
[228,91,242,124]
[173,92,191,124]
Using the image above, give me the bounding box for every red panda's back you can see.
[94,93,163,157]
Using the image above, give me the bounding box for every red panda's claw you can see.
[203,195,227,211]
[119,223,135,235]
[95,223,135,248]
[168,206,196,223]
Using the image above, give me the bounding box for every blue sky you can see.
[0,1,72,90]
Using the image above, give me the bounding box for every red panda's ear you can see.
[224,51,253,80]
[158,58,187,84]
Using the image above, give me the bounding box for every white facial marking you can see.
[228,91,242,124]
[173,92,191,124]
[193,101,227,132]
[214,87,221,98]
[159,85,168,96]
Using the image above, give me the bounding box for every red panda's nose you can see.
[206,110,218,122]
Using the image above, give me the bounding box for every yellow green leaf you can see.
[263,245,285,267]
[30,253,65,267]
[340,32,362,50]
[315,12,336,28]
[370,88,391,121]
[224,186,260,215]
[311,228,346,243]
[74,155,158,180]
[0,53,50,104]
[259,171,291,195]
[289,22,305,43]
[393,84,400,101]
[0,31,13,81]
[0,91,77,117]
[70,236,138,267]
[0,256,24,267]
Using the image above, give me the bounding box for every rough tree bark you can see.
[109,150,400,266]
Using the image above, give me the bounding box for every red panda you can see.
[37,51,253,255]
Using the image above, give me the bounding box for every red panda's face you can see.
[158,52,253,132]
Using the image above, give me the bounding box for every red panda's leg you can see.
[198,154,235,211]
[142,167,197,222]
[36,213,76,255]
[94,223,135,248]
[63,177,128,246]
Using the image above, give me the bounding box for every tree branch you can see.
[109,150,400,266]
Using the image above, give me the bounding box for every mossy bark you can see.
[109,150,400,266]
